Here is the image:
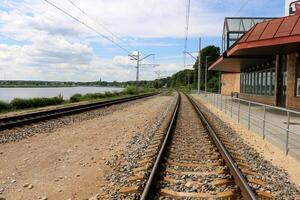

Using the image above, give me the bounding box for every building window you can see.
[267,71,271,96]
[297,78,300,97]
[296,56,300,97]
[240,67,275,96]
[262,71,266,95]
[271,70,275,95]
[258,71,262,95]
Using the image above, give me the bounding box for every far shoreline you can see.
[0,85,124,88]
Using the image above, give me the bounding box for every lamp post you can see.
[205,56,211,96]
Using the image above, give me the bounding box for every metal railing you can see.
[195,91,300,157]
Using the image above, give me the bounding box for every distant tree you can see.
[193,45,220,91]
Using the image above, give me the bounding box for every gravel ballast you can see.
[192,96,299,199]
[103,93,178,199]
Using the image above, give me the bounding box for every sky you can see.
[0,0,285,82]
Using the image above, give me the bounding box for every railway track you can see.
[120,92,274,199]
[0,93,157,131]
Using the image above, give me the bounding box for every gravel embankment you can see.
[193,96,299,200]
[0,96,155,144]
[102,93,178,199]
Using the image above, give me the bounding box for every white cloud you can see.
[0,37,137,81]
[0,0,281,81]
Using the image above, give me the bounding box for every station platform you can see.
[193,92,300,161]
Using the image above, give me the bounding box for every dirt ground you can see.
[192,94,300,188]
[0,95,173,200]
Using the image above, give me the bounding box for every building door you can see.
[277,55,287,107]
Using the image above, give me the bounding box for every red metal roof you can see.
[227,15,300,56]
[209,15,300,71]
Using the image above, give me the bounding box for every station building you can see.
[209,14,300,111]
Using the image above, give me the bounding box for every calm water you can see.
[0,87,124,102]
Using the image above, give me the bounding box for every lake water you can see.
[0,87,124,102]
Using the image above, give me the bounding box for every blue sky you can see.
[0,0,285,81]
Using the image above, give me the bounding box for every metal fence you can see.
[195,91,300,159]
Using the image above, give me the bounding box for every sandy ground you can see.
[192,94,300,188]
[0,95,172,200]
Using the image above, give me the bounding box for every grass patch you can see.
[69,85,143,103]
[0,100,11,112]
[1,86,157,114]
[10,96,64,109]
[161,89,174,96]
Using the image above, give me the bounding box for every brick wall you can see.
[286,53,300,110]
[239,93,275,105]
[221,73,240,96]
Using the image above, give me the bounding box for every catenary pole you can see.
[136,52,140,93]
[205,56,211,96]
[198,37,201,94]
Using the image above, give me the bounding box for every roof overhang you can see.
[227,36,300,56]
[209,55,275,72]
[209,15,300,72]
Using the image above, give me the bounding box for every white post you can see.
[248,102,251,130]
[286,111,290,155]
[230,96,233,118]
[238,99,241,123]
[263,105,266,139]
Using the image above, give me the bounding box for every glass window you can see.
[297,78,300,97]
[252,72,255,94]
[245,74,248,93]
[262,71,266,95]
[240,73,243,93]
[254,72,257,94]
[249,73,252,94]
[267,71,271,96]
[271,70,275,96]
[258,72,262,95]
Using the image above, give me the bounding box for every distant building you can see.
[209,15,300,110]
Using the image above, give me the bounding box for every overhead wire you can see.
[183,0,191,69]
[66,0,137,52]
[44,0,132,54]
[233,0,249,16]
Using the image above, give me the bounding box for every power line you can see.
[183,0,191,88]
[44,0,132,54]
[234,0,249,16]
[66,0,137,51]
[183,0,191,68]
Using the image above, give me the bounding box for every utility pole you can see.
[155,70,162,88]
[136,52,140,93]
[198,37,201,94]
[129,52,154,93]
[205,56,211,96]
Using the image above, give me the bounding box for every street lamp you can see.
[205,56,211,96]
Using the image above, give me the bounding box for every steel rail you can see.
[185,93,257,200]
[140,92,181,200]
[0,93,158,131]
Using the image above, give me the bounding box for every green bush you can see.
[70,94,82,102]
[125,85,137,95]
[11,96,64,109]
[104,91,115,97]
[0,100,11,112]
